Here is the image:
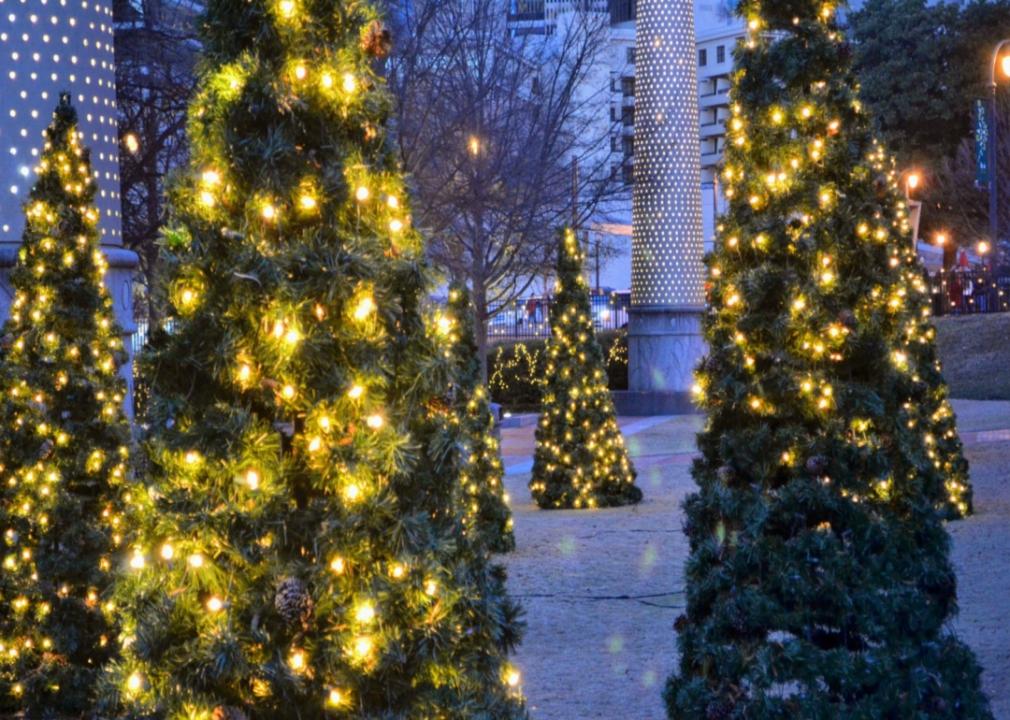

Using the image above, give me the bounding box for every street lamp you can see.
[987,39,1010,247]
[903,169,923,249]
[905,171,920,197]
[935,231,948,246]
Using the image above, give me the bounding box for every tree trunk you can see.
[472,279,490,385]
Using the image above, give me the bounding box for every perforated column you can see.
[0,0,121,244]
[630,0,704,309]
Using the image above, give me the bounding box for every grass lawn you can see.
[936,314,1010,400]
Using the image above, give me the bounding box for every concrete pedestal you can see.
[613,305,705,416]
[0,242,139,418]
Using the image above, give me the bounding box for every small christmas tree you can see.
[446,284,515,553]
[530,229,640,509]
[0,95,131,716]
[895,258,972,518]
[665,0,991,716]
[105,1,527,718]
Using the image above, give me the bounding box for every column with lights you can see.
[626,0,706,412]
[0,0,138,408]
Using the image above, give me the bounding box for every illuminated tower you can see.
[0,0,137,403]
[626,0,706,411]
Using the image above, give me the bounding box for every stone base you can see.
[628,305,706,394]
[611,390,699,416]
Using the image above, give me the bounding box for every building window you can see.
[716,45,725,63]
[621,77,635,97]
[611,163,621,181]
[623,163,635,186]
[626,46,636,65]
[698,48,707,67]
[622,136,634,158]
[611,135,620,152]
[611,106,618,122]
[621,106,634,127]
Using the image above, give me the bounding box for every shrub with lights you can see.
[447,284,515,553]
[529,229,640,510]
[0,95,131,716]
[665,0,991,716]
[102,1,528,717]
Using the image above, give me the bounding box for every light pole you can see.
[903,169,922,250]
[987,40,1010,247]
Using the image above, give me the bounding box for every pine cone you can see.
[805,455,829,475]
[37,439,55,461]
[705,699,734,720]
[873,173,889,199]
[212,707,248,720]
[275,577,313,626]
[361,20,392,59]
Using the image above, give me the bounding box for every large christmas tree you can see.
[665,0,991,716]
[0,95,131,716]
[446,284,515,553]
[530,229,640,509]
[105,2,527,717]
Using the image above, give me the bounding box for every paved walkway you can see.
[503,415,680,476]
[501,401,1010,720]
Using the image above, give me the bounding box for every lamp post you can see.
[987,40,1010,248]
[903,169,922,250]
[905,171,920,197]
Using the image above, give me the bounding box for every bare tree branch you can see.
[386,0,622,378]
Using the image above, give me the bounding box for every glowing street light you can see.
[935,232,948,246]
[903,170,923,250]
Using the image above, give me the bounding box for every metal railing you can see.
[486,291,630,343]
[928,267,1010,315]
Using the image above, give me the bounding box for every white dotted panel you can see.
[630,0,705,308]
[0,0,120,242]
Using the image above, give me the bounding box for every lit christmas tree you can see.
[893,250,972,518]
[104,1,527,717]
[0,95,131,716]
[530,229,640,509]
[665,0,992,715]
[446,284,515,553]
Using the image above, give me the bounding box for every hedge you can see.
[487,329,628,411]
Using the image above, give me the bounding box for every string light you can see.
[126,672,143,694]
[353,294,376,321]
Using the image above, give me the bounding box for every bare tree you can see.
[386,0,623,378]
[114,0,200,323]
